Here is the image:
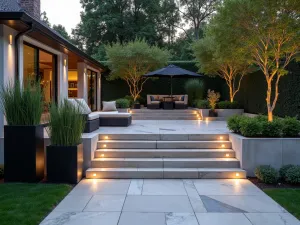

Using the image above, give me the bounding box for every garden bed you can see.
[0,183,72,225]
[199,108,244,118]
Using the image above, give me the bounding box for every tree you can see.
[176,0,221,40]
[40,11,51,27]
[192,6,251,103]
[52,24,71,41]
[105,39,170,101]
[217,0,300,121]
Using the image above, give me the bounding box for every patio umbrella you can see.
[144,64,203,96]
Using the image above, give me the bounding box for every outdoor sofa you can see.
[67,99,132,133]
[147,95,188,109]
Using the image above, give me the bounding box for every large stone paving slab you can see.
[245,213,300,225]
[196,213,252,225]
[118,212,166,225]
[123,195,194,213]
[53,195,92,212]
[193,179,265,196]
[142,179,187,195]
[166,213,199,225]
[83,195,126,212]
[40,212,120,225]
[69,179,130,195]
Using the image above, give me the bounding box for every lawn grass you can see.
[264,188,300,219]
[0,183,72,225]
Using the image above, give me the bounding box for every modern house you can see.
[0,0,105,164]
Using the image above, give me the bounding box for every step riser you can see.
[97,142,231,149]
[98,134,229,141]
[94,151,235,158]
[91,160,239,168]
[86,170,246,179]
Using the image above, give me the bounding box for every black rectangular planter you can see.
[46,144,83,184]
[4,125,45,182]
[133,103,141,109]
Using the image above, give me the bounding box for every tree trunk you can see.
[229,85,233,103]
[266,81,273,122]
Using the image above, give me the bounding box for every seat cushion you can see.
[88,112,100,121]
[98,112,131,118]
[102,101,117,111]
[150,101,160,104]
[175,101,185,104]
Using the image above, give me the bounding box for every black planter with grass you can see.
[46,99,85,184]
[47,144,83,184]
[4,125,44,182]
[0,80,44,182]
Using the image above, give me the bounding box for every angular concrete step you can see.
[91,158,240,168]
[94,149,235,158]
[132,117,199,120]
[98,134,229,141]
[156,141,232,149]
[86,168,246,179]
[130,109,198,113]
[97,140,231,149]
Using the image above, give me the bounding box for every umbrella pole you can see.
[171,76,173,96]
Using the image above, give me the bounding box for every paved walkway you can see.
[40,179,299,225]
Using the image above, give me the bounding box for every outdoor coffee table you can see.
[163,97,175,109]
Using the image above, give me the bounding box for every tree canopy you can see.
[105,39,170,101]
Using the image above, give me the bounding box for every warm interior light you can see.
[9,35,13,45]
[103,144,107,148]
[64,59,67,66]
[225,154,229,157]
[236,173,240,177]
[93,173,96,177]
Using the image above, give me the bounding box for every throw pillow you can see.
[150,96,155,101]
[75,99,92,114]
[103,101,117,111]
[181,96,185,101]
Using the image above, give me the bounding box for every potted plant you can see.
[207,89,220,117]
[0,80,44,182]
[133,100,141,109]
[116,98,130,112]
[46,100,85,184]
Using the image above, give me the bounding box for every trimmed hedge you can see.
[255,165,279,184]
[227,115,300,137]
[279,164,294,180]
[285,166,300,184]
[195,99,209,109]
[0,167,3,179]
[217,101,240,109]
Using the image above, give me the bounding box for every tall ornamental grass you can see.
[0,80,43,126]
[47,100,85,146]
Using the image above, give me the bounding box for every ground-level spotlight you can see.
[93,173,96,177]
[236,173,240,177]
[103,144,107,148]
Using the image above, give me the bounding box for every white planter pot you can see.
[197,109,244,118]
[117,108,129,113]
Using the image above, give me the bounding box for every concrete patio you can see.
[40,179,300,225]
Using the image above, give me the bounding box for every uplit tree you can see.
[193,26,251,102]
[106,40,170,101]
[217,0,300,121]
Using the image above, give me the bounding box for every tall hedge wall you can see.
[235,61,300,118]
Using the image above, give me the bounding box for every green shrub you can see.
[116,98,130,108]
[255,114,268,122]
[195,99,209,109]
[218,101,240,109]
[240,117,263,137]
[0,167,3,179]
[279,164,294,180]
[184,79,205,106]
[124,95,134,107]
[0,80,43,125]
[285,166,300,184]
[255,165,279,184]
[282,117,300,137]
[227,115,246,133]
[261,119,282,137]
[47,100,85,146]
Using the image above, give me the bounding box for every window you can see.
[87,69,97,111]
[23,43,57,112]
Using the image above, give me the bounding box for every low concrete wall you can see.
[199,109,244,118]
[229,133,300,177]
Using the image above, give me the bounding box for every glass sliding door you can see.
[87,69,97,111]
[23,43,57,113]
